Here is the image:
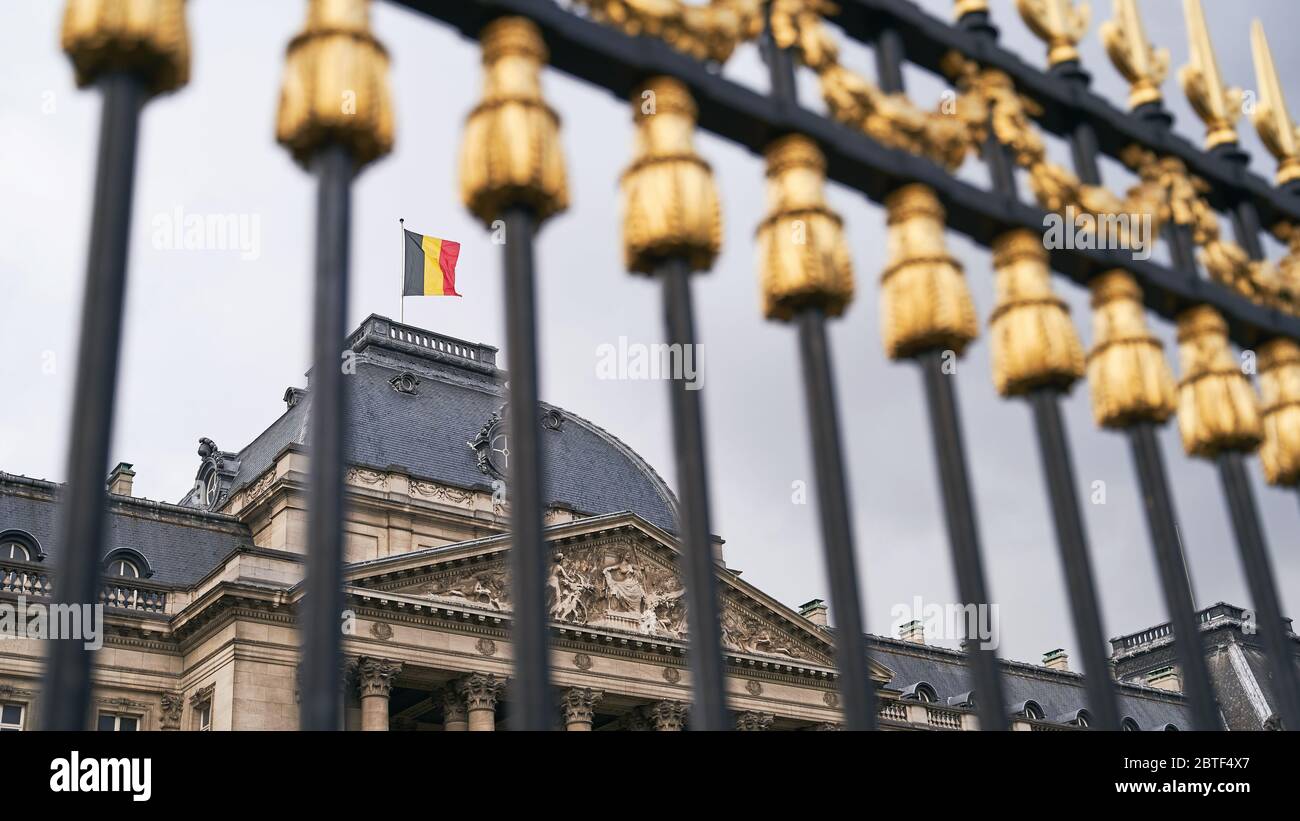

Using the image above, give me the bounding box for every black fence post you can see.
[42,3,190,731]
[275,0,394,729]
[620,74,730,729]
[459,16,570,730]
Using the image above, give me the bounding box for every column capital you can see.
[442,685,468,724]
[356,657,403,698]
[456,672,505,711]
[735,711,775,731]
[559,687,604,725]
[641,699,689,731]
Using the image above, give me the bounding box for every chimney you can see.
[712,535,727,568]
[1146,666,1181,692]
[106,463,136,497]
[899,619,926,644]
[1043,649,1069,671]
[799,599,828,627]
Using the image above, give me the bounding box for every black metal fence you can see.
[41,0,1300,731]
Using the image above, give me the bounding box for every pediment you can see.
[347,513,862,671]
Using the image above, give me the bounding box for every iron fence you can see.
[39,0,1300,731]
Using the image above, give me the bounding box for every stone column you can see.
[458,672,504,732]
[560,687,603,731]
[643,700,688,731]
[442,685,468,732]
[159,692,183,731]
[735,711,774,731]
[356,657,402,731]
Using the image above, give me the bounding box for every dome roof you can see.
[223,315,679,532]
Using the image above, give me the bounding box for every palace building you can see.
[0,316,1287,730]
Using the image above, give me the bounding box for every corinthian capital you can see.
[735,711,775,731]
[641,699,689,731]
[356,657,403,698]
[457,672,505,711]
[560,687,604,724]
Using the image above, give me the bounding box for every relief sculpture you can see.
[409,542,803,659]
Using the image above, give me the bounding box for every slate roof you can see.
[0,473,249,587]
[869,635,1193,730]
[225,315,679,532]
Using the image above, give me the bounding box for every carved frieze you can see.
[160,692,184,730]
[409,479,475,507]
[346,468,389,491]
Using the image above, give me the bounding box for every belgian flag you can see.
[403,229,461,297]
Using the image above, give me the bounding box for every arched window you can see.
[0,531,43,562]
[107,558,140,579]
[1072,709,1092,728]
[901,682,938,703]
[1017,700,1045,721]
[102,548,152,580]
[1121,717,1141,731]
[1162,723,1180,731]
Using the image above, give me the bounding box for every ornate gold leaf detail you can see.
[573,0,764,63]
[1100,0,1168,110]
[1015,0,1091,68]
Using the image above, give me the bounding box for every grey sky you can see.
[2,0,1298,667]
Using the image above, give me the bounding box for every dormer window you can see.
[1121,717,1140,731]
[108,558,140,579]
[1017,700,1045,721]
[0,531,43,562]
[1072,709,1092,728]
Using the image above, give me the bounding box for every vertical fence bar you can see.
[659,258,729,729]
[459,16,570,729]
[1216,451,1300,728]
[875,25,1006,730]
[41,72,146,731]
[500,205,554,729]
[43,1,190,730]
[760,8,875,730]
[981,139,1120,727]
[620,74,730,729]
[275,0,394,729]
[300,144,354,730]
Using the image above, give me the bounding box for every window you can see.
[1071,709,1092,728]
[0,531,41,562]
[196,702,211,732]
[0,703,24,731]
[1021,701,1045,721]
[916,685,936,703]
[2,542,29,561]
[107,558,140,579]
[1121,717,1141,731]
[1163,723,1180,732]
[97,713,139,731]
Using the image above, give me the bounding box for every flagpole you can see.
[398,217,405,325]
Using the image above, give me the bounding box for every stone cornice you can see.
[0,471,246,534]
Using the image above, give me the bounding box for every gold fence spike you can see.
[1100,0,1169,110]
[879,184,977,360]
[988,229,1084,396]
[755,135,853,321]
[276,0,394,170]
[1257,338,1300,486]
[61,0,189,96]
[1015,0,1090,68]
[620,77,722,275]
[1175,305,1261,457]
[1249,20,1300,187]
[1178,0,1242,150]
[460,16,569,227]
[1085,270,1176,428]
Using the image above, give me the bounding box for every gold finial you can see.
[1178,0,1242,150]
[1174,305,1261,457]
[459,17,569,227]
[879,184,978,360]
[988,230,1084,396]
[1085,270,1176,428]
[1015,0,1091,67]
[1100,0,1169,110]
[755,135,854,322]
[1257,338,1300,486]
[954,0,990,18]
[620,77,722,275]
[61,0,189,96]
[1249,21,1300,187]
[276,0,394,170]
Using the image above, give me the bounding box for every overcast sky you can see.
[2,0,1298,667]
